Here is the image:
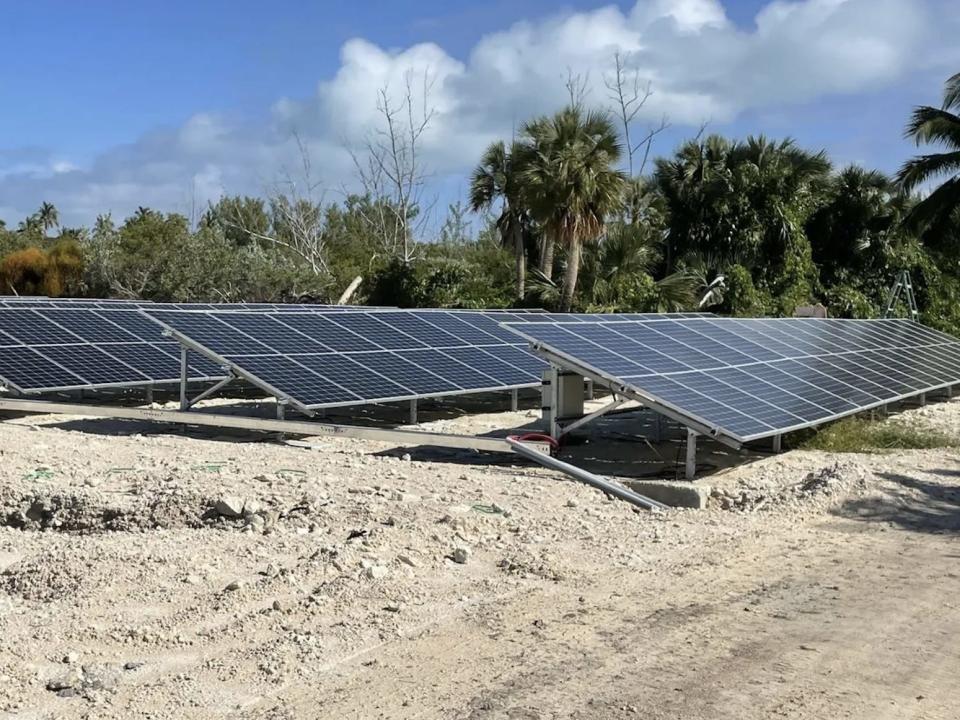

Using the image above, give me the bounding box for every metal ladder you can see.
[883,270,919,321]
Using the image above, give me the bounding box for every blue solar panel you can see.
[505,317,960,443]
[145,308,552,411]
[0,308,227,392]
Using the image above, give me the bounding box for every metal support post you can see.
[772,434,782,453]
[946,385,954,399]
[275,401,287,440]
[179,347,189,411]
[585,379,594,401]
[510,388,519,412]
[409,398,418,425]
[685,429,698,480]
[919,392,927,407]
[652,413,663,443]
[145,387,154,405]
[543,367,561,440]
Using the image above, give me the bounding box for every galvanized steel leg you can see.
[919,392,927,406]
[409,398,418,425]
[510,388,519,412]
[652,412,663,443]
[179,347,189,411]
[772,434,782,453]
[685,429,697,480]
[145,387,154,405]
[946,386,954,399]
[544,367,561,441]
[585,379,594,401]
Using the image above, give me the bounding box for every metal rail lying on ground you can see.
[0,397,510,453]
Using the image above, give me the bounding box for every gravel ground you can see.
[0,398,958,719]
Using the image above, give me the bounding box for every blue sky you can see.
[0,0,957,229]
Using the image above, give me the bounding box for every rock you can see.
[46,667,83,691]
[565,499,579,508]
[366,565,389,580]
[397,554,419,568]
[224,579,244,592]
[272,599,283,612]
[82,664,121,692]
[214,496,245,518]
[123,661,145,671]
[451,547,471,565]
[384,602,403,613]
[401,453,412,462]
[63,652,79,664]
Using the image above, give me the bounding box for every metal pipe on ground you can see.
[506,437,668,511]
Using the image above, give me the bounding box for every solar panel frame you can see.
[504,317,960,445]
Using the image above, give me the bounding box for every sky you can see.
[0,0,958,231]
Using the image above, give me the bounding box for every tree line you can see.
[1,70,958,331]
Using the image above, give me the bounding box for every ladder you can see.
[883,270,919,321]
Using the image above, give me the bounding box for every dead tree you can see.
[229,133,330,276]
[604,52,669,176]
[350,71,436,263]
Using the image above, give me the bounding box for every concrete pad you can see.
[621,479,711,509]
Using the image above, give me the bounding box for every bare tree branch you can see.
[348,70,437,262]
[565,67,590,108]
[604,51,670,176]
[227,131,330,276]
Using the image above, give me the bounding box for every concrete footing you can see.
[621,479,710,509]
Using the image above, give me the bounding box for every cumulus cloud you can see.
[0,0,951,228]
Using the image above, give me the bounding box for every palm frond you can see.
[896,151,960,193]
[903,106,960,149]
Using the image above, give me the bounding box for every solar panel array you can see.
[145,309,555,412]
[0,307,224,392]
[504,317,960,443]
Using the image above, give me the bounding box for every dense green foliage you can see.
[2,72,959,330]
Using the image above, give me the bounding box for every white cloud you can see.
[0,0,951,229]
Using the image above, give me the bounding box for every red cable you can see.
[507,432,560,454]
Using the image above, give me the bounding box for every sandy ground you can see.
[0,395,959,719]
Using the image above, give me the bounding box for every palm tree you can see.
[520,106,627,311]
[469,140,529,300]
[897,71,960,238]
[37,202,59,236]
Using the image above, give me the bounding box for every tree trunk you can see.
[539,234,555,280]
[559,233,581,312]
[513,221,525,300]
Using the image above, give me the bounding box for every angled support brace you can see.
[181,373,236,410]
[559,395,626,437]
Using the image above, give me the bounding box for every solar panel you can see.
[504,317,960,443]
[0,308,225,393]
[144,308,551,412]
